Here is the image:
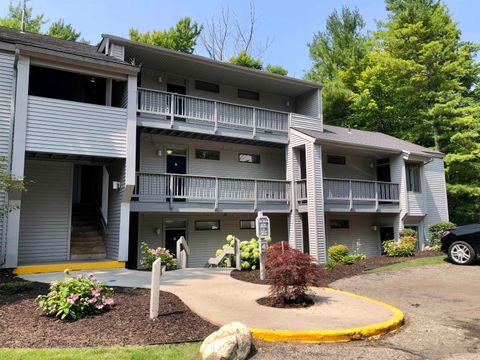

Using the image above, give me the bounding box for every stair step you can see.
[72,231,103,237]
[71,253,107,260]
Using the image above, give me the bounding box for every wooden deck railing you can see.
[323,178,400,208]
[133,172,290,208]
[137,88,290,134]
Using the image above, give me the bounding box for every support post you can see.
[375,182,379,211]
[349,180,353,211]
[235,237,241,271]
[149,258,161,319]
[214,177,219,210]
[254,180,258,211]
[214,101,218,133]
[169,175,173,208]
[252,108,256,138]
[170,93,175,127]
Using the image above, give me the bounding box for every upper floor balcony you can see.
[131,172,291,213]
[137,88,321,144]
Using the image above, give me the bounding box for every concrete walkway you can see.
[21,268,399,333]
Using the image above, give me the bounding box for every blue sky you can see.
[1,0,478,78]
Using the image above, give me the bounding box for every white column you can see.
[118,75,137,261]
[305,142,326,263]
[101,166,109,222]
[286,144,303,250]
[5,55,30,268]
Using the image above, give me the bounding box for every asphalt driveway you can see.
[254,262,480,359]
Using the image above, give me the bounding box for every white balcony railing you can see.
[137,88,290,134]
[323,178,400,208]
[134,172,290,209]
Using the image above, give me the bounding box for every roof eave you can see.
[101,34,322,91]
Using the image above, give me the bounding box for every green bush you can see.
[327,244,366,266]
[140,242,176,270]
[36,271,114,320]
[428,221,456,248]
[400,228,417,238]
[328,244,349,262]
[213,235,271,270]
[383,236,417,257]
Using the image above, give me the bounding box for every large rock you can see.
[200,322,252,360]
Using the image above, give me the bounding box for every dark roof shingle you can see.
[294,125,442,157]
[0,26,130,66]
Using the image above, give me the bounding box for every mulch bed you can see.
[231,250,444,287]
[256,295,314,309]
[0,270,218,348]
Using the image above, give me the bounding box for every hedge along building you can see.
[0,26,449,273]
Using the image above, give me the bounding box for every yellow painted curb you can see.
[13,261,126,275]
[250,288,404,343]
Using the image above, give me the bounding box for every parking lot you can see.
[254,262,480,359]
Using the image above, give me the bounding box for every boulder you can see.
[200,322,252,360]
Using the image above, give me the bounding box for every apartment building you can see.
[0,27,449,271]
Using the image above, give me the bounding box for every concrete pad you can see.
[21,268,402,336]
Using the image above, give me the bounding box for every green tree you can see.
[229,51,263,70]
[306,7,368,125]
[47,19,81,41]
[0,0,46,33]
[129,17,202,54]
[265,64,288,76]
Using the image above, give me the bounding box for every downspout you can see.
[1,49,20,266]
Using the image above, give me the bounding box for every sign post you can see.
[256,212,270,281]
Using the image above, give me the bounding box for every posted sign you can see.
[256,215,271,238]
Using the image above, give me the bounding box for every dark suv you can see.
[441,224,480,265]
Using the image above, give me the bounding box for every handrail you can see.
[323,177,399,186]
[176,236,190,269]
[137,87,290,116]
[149,172,289,183]
[97,206,109,236]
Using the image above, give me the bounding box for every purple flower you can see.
[67,294,79,304]
[103,298,114,306]
[95,304,104,310]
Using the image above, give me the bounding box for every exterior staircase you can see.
[70,204,107,260]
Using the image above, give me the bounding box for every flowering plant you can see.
[36,270,114,320]
[140,242,176,270]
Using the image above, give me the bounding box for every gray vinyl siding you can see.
[306,142,326,262]
[290,114,323,132]
[105,159,125,259]
[140,67,294,113]
[287,132,307,250]
[0,51,14,265]
[137,212,288,268]
[322,152,375,180]
[26,96,127,157]
[295,89,321,118]
[18,160,73,264]
[139,133,286,179]
[407,192,426,216]
[325,213,381,258]
[423,158,449,235]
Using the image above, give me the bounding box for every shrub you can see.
[140,242,176,270]
[265,241,323,304]
[383,236,417,257]
[327,244,366,266]
[428,221,456,248]
[213,235,269,270]
[328,244,349,262]
[400,228,417,238]
[36,271,114,320]
[324,259,337,270]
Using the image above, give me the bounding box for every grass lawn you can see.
[0,343,201,360]
[367,255,448,273]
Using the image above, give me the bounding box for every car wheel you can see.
[448,241,476,265]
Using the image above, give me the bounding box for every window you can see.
[195,149,220,160]
[406,164,421,192]
[240,220,255,229]
[195,220,220,231]
[327,155,346,165]
[330,219,349,229]
[238,89,259,101]
[195,80,219,93]
[239,153,260,164]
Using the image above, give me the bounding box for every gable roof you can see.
[0,26,135,69]
[294,125,443,158]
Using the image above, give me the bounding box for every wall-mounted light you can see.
[89,77,97,83]
[371,225,378,232]
[157,149,162,157]
[166,149,173,155]
[155,227,161,236]
[285,100,291,107]
[112,181,121,190]
[157,76,163,84]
